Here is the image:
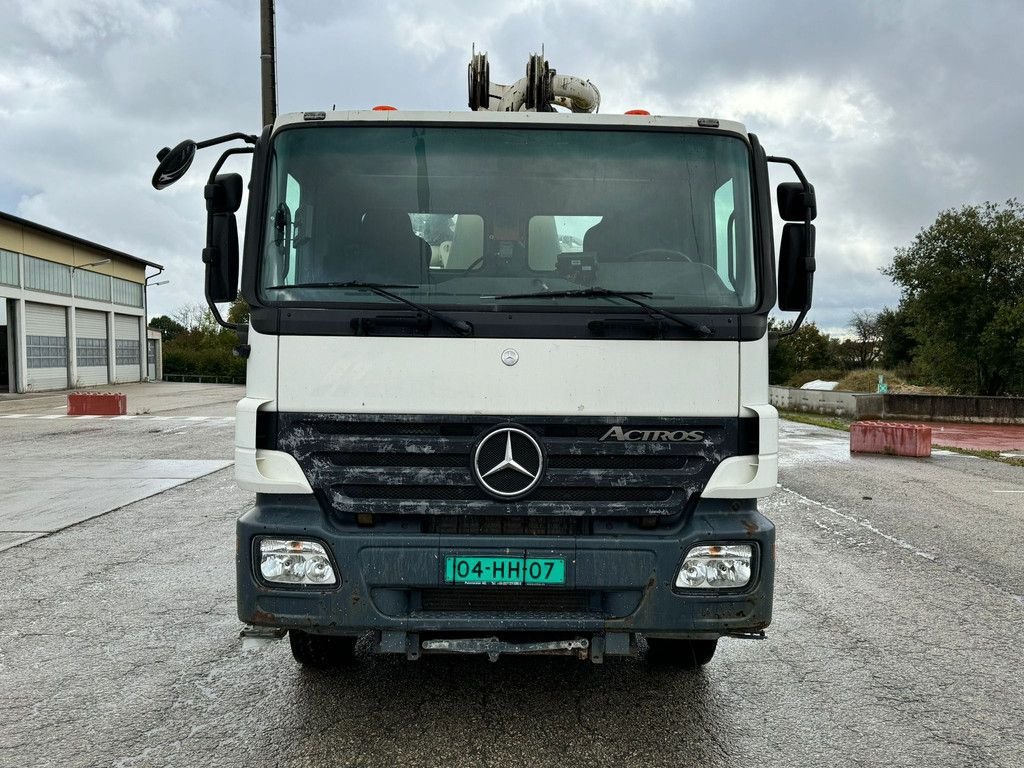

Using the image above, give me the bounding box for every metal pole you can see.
[260,0,278,127]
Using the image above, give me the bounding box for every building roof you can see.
[0,210,163,270]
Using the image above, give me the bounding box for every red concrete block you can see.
[850,421,931,457]
[67,392,127,416]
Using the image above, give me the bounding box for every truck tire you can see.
[645,638,718,669]
[288,630,357,668]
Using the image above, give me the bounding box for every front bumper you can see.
[237,495,775,647]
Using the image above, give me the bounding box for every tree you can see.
[173,302,217,334]
[876,306,916,371]
[227,297,250,325]
[769,318,842,385]
[149,315,185,343]
[160,301,246,380]
[833,338,865,371]
[884,200,1024,395]
[847,310,881,368]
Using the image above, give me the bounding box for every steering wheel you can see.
[624,248,692,262]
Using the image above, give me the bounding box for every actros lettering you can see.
[599,426,706,442]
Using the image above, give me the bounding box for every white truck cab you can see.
[153,52,816,667]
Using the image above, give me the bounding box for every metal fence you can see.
[162,373,246,385]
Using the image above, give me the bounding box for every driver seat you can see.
[583,215,680,262]
[356,210,431,283]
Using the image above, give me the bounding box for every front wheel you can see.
[645,637,718,669]
[288,630,357,668]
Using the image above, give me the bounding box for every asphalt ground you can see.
[0,383,237,550]
[1,387,1022,767]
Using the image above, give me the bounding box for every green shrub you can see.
[163,342,246,379]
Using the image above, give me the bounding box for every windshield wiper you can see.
[492,286,712,337]
[268,280,473,337]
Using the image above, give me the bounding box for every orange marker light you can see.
[372,105,398,111]
[625,109,650,115]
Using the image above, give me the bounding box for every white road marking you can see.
[783,486,938,561]
[0,413,234,423]
[992,490,1024,493]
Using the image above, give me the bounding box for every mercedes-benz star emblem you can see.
[472,426,544,500]
[501,348,519,366]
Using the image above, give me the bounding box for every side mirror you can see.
[206,172,243,215]
[151,140,197,190]
[203,173,243,303]
[778,223,815,311]
[777,181,817,222]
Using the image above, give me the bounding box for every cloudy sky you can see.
[2,0,1022,331]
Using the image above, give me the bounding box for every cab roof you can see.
[273,109,749,139]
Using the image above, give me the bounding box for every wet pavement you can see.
[1,398,1023,767]
[0,380,243,417]
[0,383,239,551]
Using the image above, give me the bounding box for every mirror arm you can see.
[770,306,810,340]
[195,132,259,150]
[206,299,239,332]
[766,155,809,188]
[207,147,255,183]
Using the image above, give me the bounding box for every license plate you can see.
[444,556,566,586]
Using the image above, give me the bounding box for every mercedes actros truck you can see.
[152,52,816,667]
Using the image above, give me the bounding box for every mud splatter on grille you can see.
[275,414,752,519]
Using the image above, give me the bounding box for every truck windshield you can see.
[260,125,758,311]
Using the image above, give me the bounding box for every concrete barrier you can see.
[770,386,1024,424]
[67,392,127,416]
[769,386,883,419]
[850,422,931,457]
[883,394,1024,424]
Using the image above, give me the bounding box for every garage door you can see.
[25,302,68,391]
[75,309,109,387]
[114,314,141,383]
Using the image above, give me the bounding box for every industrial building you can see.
[0,211,163,393]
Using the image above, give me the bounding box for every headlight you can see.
[676,544,752,589]
[259,539,337,586]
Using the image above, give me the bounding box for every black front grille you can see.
[308,421,477,437]
[548,454,691,470]
[318,452,466,468]
[319,452,694,471]
[342,484,673,502]
[420,588,592,613]
[277,414,747,519]
[425,515,590,536]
